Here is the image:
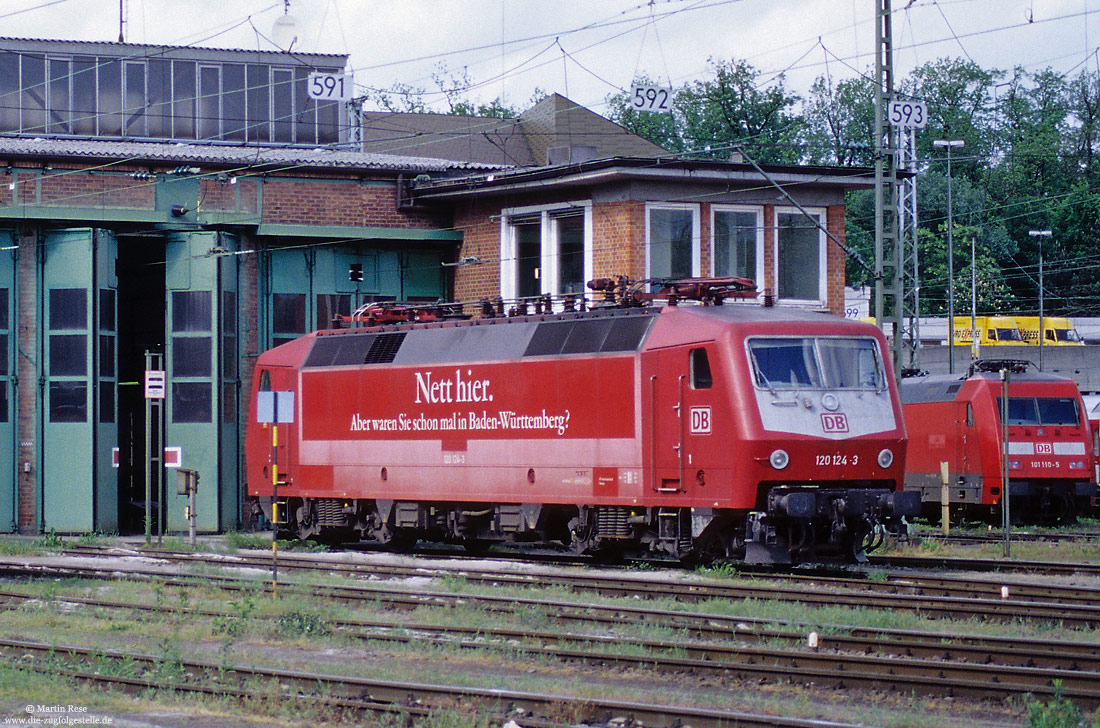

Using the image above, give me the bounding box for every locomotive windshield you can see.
[998,396,1080,426]
[748,337,883,390]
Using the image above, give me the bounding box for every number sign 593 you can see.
[888,99,927,128]
[630,84,672,114]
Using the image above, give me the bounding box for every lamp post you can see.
[971,235,978,362]
[1029,229,1051,370]
[934,140,964,373]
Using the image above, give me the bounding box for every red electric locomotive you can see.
[899,360,1097,524]
[246,278,917,564]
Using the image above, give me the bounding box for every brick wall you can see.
[16,226,36,532]
[826,204,847,315]
[252,178,443,229]
[452,198,503,304]
[592,201,644,279]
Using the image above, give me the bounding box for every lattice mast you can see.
[873,0,906,374]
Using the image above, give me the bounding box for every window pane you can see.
[222,63,245,141]
[172,291,211,332]
[690,348,712,389]
[222,290,237,334]
[0,288,9,329]
[172,61,196,139]
[100,289,115,331]
[272,69,293,142]
[198,65,220,139]
[124,61,146,136]
[0,52,19,131]
[173,381,211,423]
[714,210,757,279]
[649,208,693,279]
[47,58,70,134]
[317,99,339,144]
[777,212,820,301]
[99,334,115,378]
[316,293,350,330]
[50,289,86,329]
[50,334,86,376]
[97,57,121,136]
[72,56,97,135]
[294,67,314,143]
[749,338,819,389]
[0,334,7,376]
[50,380,86,422]
[246,64,270,143]
[147,59,170,138]
[515,221,540,298]
[21,53,45,133]
[1002,397,1040,425]
[222,335,236,378]
[99,385,114,423]
[1038,397,1079,426]
[817,338,882,389]
[273,293,306,334]
[556,215,584,294]
[173,336,211,377]
[222,382,236,423]
[0,382,7,422]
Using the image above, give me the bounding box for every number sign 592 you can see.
[308,72,352,101]
[630,84,672,114]
[888,99,927,128]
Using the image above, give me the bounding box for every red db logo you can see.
[821,413,849,433]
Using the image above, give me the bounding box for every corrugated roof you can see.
[0,136,502,173]
[0,36,346,62]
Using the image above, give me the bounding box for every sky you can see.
[1,0,1097,116]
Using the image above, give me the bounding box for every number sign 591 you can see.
[308,72,352,101]
[630,84,673,114]
[888,99,927,128]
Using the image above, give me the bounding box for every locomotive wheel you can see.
[462,537,491,554]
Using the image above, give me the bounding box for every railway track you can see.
[2,584,1098,708]
[51,544,1100,627]
[4,635,862,728]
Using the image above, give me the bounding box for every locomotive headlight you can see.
[769,449,790,470]
[1071,460,1086,470]
[877,448,894,469]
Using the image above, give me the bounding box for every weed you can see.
[37,529,64,549]
[152,636,186,684]
[275,610,331,638]
[1027,682,1084,728]
[696,562,740,579]
[212,593,257,637]
[224,530,272,551]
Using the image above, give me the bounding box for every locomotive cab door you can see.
[649,346,715,494]
[249,366,296,498]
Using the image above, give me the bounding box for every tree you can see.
[903,58,1000,181]
[804,73,876,166]
[675,58,804,163]
[368,63,524,118]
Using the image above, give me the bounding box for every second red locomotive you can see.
[899,360,1097,524]
[246,278,918,564]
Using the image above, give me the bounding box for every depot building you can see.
[0,37,872,534]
